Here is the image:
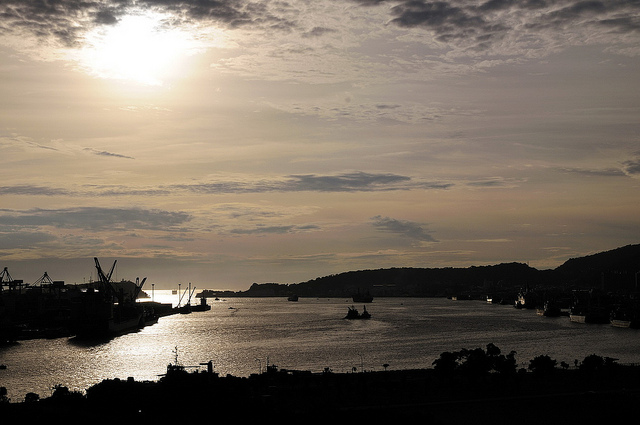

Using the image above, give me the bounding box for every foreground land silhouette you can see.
[2,344,639,423]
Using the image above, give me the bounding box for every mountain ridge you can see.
[238,244,640,298]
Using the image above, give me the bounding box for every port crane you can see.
[93,258,147,303]
[0,266,25,293]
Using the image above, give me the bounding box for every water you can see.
[2,293,640,400]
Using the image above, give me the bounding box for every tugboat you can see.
[344,305,371,320]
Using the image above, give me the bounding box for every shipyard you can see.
[0,258,210,343]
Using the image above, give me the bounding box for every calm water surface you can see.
[1,294,640,400]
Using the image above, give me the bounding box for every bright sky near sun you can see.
[79,13,196,85]
[1,0,639,290]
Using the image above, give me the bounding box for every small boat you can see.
[191,296,211,312]
[287,294,299,301]
[344,305,371,320]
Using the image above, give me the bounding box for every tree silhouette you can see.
[528,355,557,375]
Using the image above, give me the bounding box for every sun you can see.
[79,12,202,86]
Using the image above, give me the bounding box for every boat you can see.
[352,289,373,303]
[191,296,211,312]
[515,285,540,309]
[610,304,640,328]
[569,305,610,324]
[287,294,299,301]
[569,289,611,324]
[176,283,197,314]
[344,305,371,320]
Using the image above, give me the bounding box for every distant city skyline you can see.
[1,1,639,290]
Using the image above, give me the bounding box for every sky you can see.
[1,0,639,290]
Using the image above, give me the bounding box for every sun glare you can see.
[80,12,203,86]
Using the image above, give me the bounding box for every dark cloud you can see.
[466,178,508,187]
[350,0,389,5]
[176,172,441,193]
[389,0,509,45]
[83,147,135,159]
[3,0,638,56]
[302,27,336,38]
[284,172,412,192]
[478,0,549,12]
[94,9,119,25]
[0,0,110,47]
[371,215,438,242]
[388,0,640,52]
[559,167,628,177]
[0,0,292,46]
[0,172,450,198]
[622,158,640,175]
[0,207,191,231]
[0,185,72,196]
[0,230,56,249]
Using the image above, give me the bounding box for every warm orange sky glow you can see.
[1,0,639,289]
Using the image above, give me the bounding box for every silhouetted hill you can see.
[240,244,640,298]
[555,244,640,290]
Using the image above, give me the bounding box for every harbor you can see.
[0,259,213,343]
[3,296,640,402]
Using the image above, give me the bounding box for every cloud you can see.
[371,215,438,242]
[388,0,640,56]
[622,157,640,176]
[466,178,513,188]
[83,147,135,159]
[175,172,446,193]
[283,172,412,192]
[0,185,72,196]
[229,224,320,235]
[0,230,56,249]
[0,0,292,47]
[0,207,191,231]
[302,27,337,38]
[3,0,639,56]
[559,166,628,177]
[0,172,449,198]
